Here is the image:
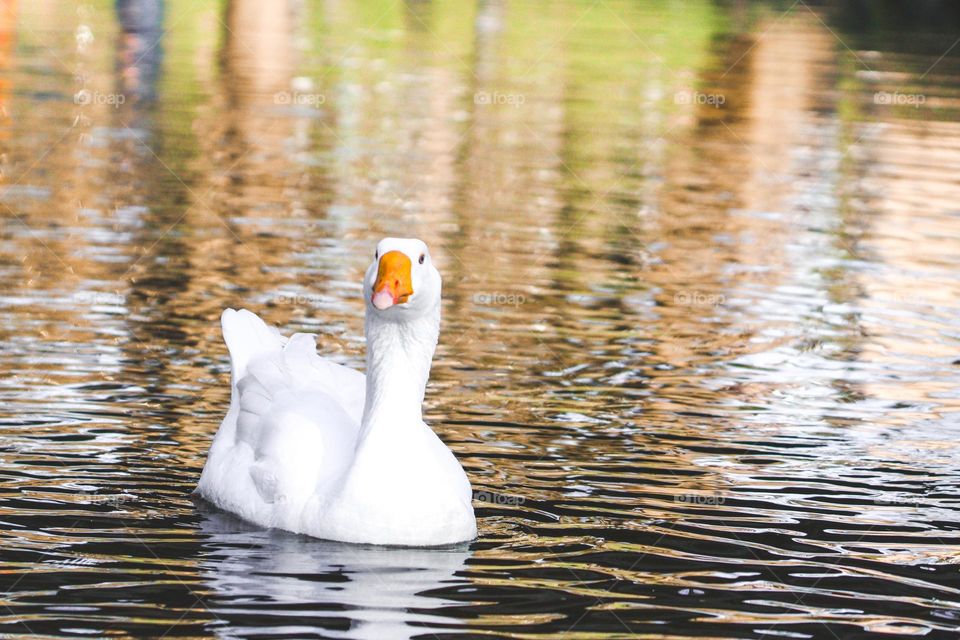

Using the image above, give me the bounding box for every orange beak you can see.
[372,251,413,309]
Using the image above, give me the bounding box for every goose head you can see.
[363,237,441,321]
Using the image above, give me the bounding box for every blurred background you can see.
[1,0,960,638]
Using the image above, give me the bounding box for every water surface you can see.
[2,0,960,637]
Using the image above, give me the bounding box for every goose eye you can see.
[418,253,425,264]
[375,250,378,260]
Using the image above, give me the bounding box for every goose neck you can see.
[360,309,439,433]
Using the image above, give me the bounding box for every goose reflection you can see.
[196,505,473,639]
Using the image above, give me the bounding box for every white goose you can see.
[197,238,477,546]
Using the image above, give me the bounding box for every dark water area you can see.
[2,0,960,638]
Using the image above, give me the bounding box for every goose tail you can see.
[220,308,285,392]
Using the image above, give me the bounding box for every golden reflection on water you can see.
[1,0,960,637]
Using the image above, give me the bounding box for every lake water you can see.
[2,1,960,638]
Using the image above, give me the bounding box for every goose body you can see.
[197,238,477,546]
